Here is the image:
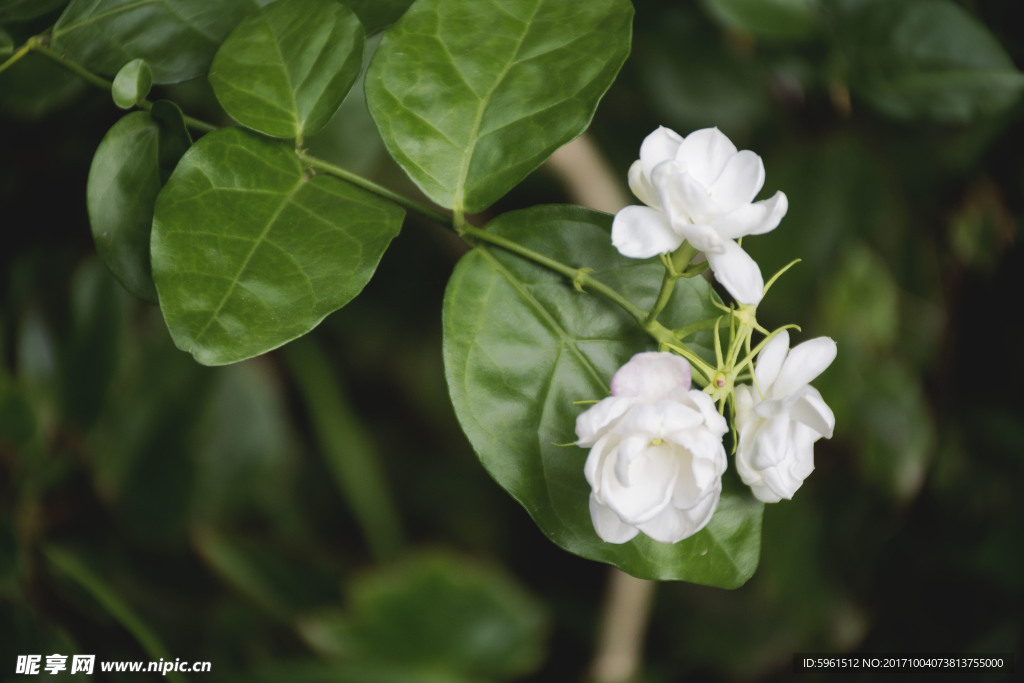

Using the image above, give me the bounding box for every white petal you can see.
[576,396,632,446]
[639,126,683,180]
[675,223,725,254]
[653,163,723,225]
[736,436,774,501]
[754,330,790,391]
[637,483,720,543]
[713,191,788,240]
[601,443,679,524]
[610,351,691,400]
[789,387,835,439]
[708,150,765,213]
[733,384,756,431]
[705,240,765,305]
[676,127,737,187]
[584,434,614,492]
[616,402,703,441]
[773,337,837,397]
[751,415,791,470]
[788,424,817,481]
[627,160,660,208]
[684,389,729,437]
[612,434,651,486]
[611,205,681,259]
[590,494,640,544]
[759,452,803,501]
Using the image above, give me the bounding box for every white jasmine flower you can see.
[611,126,788,305]
[576,352,728,544]
[734,331,837,503]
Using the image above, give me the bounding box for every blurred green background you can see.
[2,0,1021,681]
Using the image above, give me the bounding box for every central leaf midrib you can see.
[452,0,542,210]
[192,178,305,344]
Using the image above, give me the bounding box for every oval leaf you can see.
[700,0,820,40]
[151,127,405,366]
[87,110,190,303]
[111,58,153,109]
[344,553,548,679]
[443,205,763,585]
[842,0,1024,122]
[366,0,633,213]
[52,0,273,83]
[209,0,365,140]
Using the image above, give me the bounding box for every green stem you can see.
[32,41,113,90]
[0,40,33,76]
[135,98,218,134]
[673,316,724,340]
[645,241,700,325]
[645,269,678,326]
[29,41,218,132]
[462,225,647,324]
[659,340,715,385]
[299,153,451,227]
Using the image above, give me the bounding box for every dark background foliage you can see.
[2,0,1022,681]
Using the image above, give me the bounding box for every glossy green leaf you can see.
[443,205,762,585]
[841,0,1024,122]
[0,0,68,23]
[151,127,405,366]
[366,0,633,213]
[111,58,152,109]
[700,0,819,40]
[344,553,548,679]
[343,0,414,34]
[209,0,364,140]
[51,0,273,83]
[87,109,190,303]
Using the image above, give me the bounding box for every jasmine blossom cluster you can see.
[576,126,836,544]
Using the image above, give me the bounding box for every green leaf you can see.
[151,127,405,366]
[700,0,820,40]
[0,0,68,23]
[841,0,1024,122]
[0,381,36,450]
[111,58,152,109]
[193,527,339,619]
[52,0,273,84]
[43,546,187,683]
[343,0,414,34]
[87,109,190,303]
[283,337,404,562]
[366,0,633,213]
[343,553,548,679]
[191,359,294,521]
[209,0,364,141]
[443,205,762,585]
[61,260,130,427]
